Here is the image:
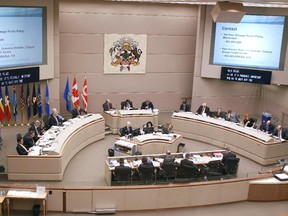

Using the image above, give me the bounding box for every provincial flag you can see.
[81,76,88,111]
[63,77,72,112]
[26,83,31,120]
[71,76,80,108]
[12,86,18,121]
[45,80,50,116]
[4,86,11,122]
[20,84,25,110]
[0,88,5,121]
[37,83,42,118]
[32,83,38,118]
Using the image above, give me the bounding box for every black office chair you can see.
[42,115,51,130]
[138,165,156,184]
[181,164,200,180]
[160,162,177,181]
[114,166,132,185]
[223,157,240,176]
[203,160,223,180]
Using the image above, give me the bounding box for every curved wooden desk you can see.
[102,110,159,134]
[7,114,105,181]
[171,112,288,165]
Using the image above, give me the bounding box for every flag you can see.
[63,78,72,112]
[32,83,38,118]
[45,80,50,116]
[12,86,18,121]
[37,83,42,118]
[20,84,25,110]
[81,77,88,111]
[26,83,31,120]
[4,86,11,122]
[71,76,80,107]
[0,88,5,121]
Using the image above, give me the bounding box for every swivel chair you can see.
[181,164,200,181]
[138,165,156,184]
[114,166,132,185]
[203,160,223,180]
[160,162,177,182]
[223,157,240,176]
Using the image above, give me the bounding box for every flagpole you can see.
[21,109,24,126]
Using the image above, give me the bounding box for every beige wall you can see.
[58,0,197,114]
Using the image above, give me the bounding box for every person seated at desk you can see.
[16,133,30,155]
[259,120,275,134]
[137,156,154,172]
[29,120,43,142]
[121,99,134,110]
[196,103,210,116]
[71,105,87,118]
[114,158,131,177]
[141,99,154,110]
[102,99,114,111]
[162,122,173,134]
[225,110,240,123]
[211,108,225,119]
[180,153,199,170]
[179,101,191,112]
[273,125,288,140]
[23,129,36,150]
[162,150,175,164]
[243,114,256,128]
[143,121,154,134]
[49,108,65,127]
[120,121,133,137]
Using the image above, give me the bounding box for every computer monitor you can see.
[143,127,154,134]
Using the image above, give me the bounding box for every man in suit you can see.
[23,129,36,150]
[49,108,64,127]
[141,100,154,110]
[260,120,275,134]
[121,121,133,137]
[71,105,87,118]
[179,101,191,112]
[16,133,30,155]
[196,103,210,116]
[162,150,175,164]
[180,153,198,168]
[212,108,225,119]
[221,147,236,164]
[29,120,43,142]
[103,99,113,111]
[114,158,131,181]
[273,125,288,140]
[225,110,241,123]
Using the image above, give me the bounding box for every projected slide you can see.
[212,15,286,70]
[0,7,43,69]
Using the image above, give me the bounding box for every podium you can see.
[261,112,272,129]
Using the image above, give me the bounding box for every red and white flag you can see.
[71,76,80,107]
[81,77,88,111]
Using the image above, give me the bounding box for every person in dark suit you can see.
[225,109,241,123]
[121,99,134,110]
[23,129,36,150]
[138,156,154,173]
[121,121,133,137]
[162,150,175,164]
[273,125,288,140]
[196,103,210,116]
[102,99,113,111]
[179,101,191,112]
[71,105,87,118]
[114,158,131,180]
[141,100,154,110]
[180,153,198,168]
[212,108,225,119]
[259,120,275,134]
[49,108,64,127]
[16,133,30,155]
[29,120,43,142]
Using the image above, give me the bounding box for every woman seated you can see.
[143,121,154,134]
[243,114,256,128]
[162,122,173,134]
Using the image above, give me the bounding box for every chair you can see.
[181,164,200,180]
[42,115,50,130]
[138,165,156,184]
[160,162,177,181]
[204,160,223,178]
[223,157,240,175]
[114,166,132,185]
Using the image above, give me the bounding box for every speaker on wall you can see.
[211,1,246,23]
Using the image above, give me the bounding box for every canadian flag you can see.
[81,77,88,111]
[71,76,80,107]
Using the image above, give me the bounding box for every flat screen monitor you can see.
[132,128,141,137]
[0,6,47,69]
[210,15,288,70]
[143,127,154,134]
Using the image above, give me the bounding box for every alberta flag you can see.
[63,78,72,112]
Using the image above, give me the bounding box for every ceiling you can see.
[108,0,288,8]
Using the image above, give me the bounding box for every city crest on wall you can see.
[104,34,147,74]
